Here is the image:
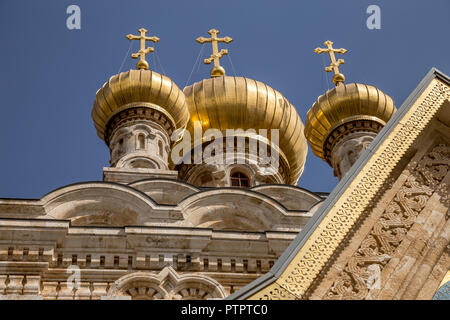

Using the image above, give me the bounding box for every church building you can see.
[0,28,448,300]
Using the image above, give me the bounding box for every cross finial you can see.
[126,28,160,70]
[196,28,233,77]
[314,40,348,86]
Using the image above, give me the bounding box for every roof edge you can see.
[228,67,450,300]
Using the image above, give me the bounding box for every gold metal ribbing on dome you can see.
[314,40,347,86]
[92,69,190,143]
[304,83,396,162]
[196,28,233,77]
[183,77,308,184]
[126,28,160,70]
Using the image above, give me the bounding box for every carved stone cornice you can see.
[325,143,450,299]
[324,120,383,165]
[105,106,175,146]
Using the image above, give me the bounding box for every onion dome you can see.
[92,28,189,145]
[92,69,189,143]
[304,83,396,161]
[181,28,308,184]
[305,40,396,163]
[183,76,308,185]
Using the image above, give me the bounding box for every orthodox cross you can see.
[314,40,347,86]
[196,28,233,77]
[126,28,160,70]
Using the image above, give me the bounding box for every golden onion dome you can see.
[304,82,396,161]
[92,69,189,142]
[183,76,308,185]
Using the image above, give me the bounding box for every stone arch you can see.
[41,182,158,226]
[251,185,323,211]
[187,165,220,187]
[128,158,157,169]
[158,139,164,156]
[133,124,154,136]
[179,189,288,231]
[129,179,199,205]
[109,273,167,300]
[115,152,161,169]
[227,164,254,187]
[109,128,133,164]
[171,275,226,300]
[137,133,146,150]
[107,266,226,300]
[110,127,132,147]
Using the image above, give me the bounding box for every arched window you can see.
[158,140,164,156]
[230,172,250,188]
[137,134,145,150]
[116,137,125,156]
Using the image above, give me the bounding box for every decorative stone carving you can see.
[107,266,226,300]
[23,275,40,295]
[179,156,285,188]
[91,283,108,300]
[177,134,289,187]
[324,120,384,167]
[249,78,450,300]
[106,110,172,170]
[0,275,7,295]
[57,282,74,300]
[330,131,377,179]
[74,282,92,300]
[41,282,58,300]
[6,275,24,294]
[326,144,450,299]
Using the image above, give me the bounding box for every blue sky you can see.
[1,0,449,198]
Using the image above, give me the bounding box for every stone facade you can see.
[2,26,448,301]
[0,176,324,299]
[0,41,324,299]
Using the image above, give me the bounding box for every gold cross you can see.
[126,28,160,70]
[196,28,233,77]
[314,40,348,86]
